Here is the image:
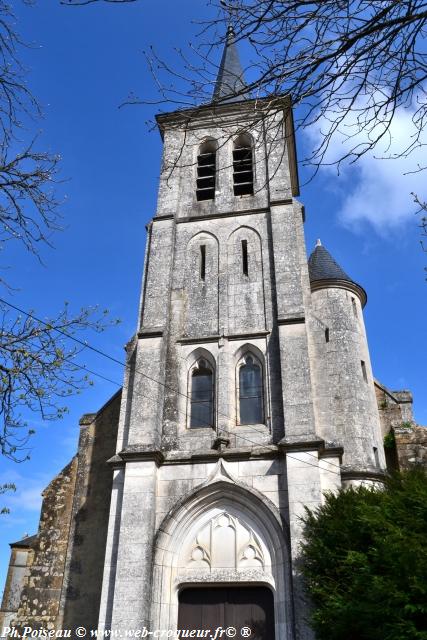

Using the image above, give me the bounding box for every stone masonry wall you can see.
[58,391,121,632]
[375,381,427,472]
[394,425,427,470]
[12,458,78,632]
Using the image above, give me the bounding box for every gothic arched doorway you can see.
[178,586,275,639]
[151,476,293,639]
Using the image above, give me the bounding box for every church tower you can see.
[96,27,386,640]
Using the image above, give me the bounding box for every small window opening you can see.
[233,134,254,196]
[200,245,206,281]
[196,140,216,201]
[242,239,248,276]
[351,297,357,317]
[325,328,330,343]
[373,446,380,468]
[361,360,368,382]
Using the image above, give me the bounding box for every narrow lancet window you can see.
[196,140,217,201]
[242,239,248,276]
[200,245,206,280]
[325,328,330,343]
[190,359,214,428]
[373,447,380,468]
[352,297,358,317]
[238,354,263,424]
[361,360,368,382]
[233,134,254,196]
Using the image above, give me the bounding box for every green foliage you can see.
[400,421,414,429]
[383,430,396,449]
[1,482,16,515]
[301,469,427,640]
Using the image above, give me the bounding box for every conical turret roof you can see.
[212,25,248,103]
[308,240,367,306]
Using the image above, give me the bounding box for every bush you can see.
[301,468,427,640]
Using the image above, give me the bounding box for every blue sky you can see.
[0,0,426,596]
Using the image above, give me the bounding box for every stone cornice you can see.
[277,315,305,326]
[107,446,165,468]
[164,445,280,464]
[310,278,367,308]
[138,327,164,339]
[341,468,387,483]
[155,95,292,135]
[278,436,325,453]
[175,206,270,223]
[107,445,281,468]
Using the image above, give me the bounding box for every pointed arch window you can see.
[196,139,217,201]
[233,133,254,196]
[190,358,214,428]
[238,354,264,425]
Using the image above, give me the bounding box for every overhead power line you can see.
[0,297,342,476]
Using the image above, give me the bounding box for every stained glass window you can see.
[239,355,263,424]
[190,360,214,428]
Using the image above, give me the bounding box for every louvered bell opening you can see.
[196,152,216,201]
[233,147,253,196]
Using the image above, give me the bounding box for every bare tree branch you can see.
[62,0,136,4]
[0,302,120,462]
[0,2,120,464]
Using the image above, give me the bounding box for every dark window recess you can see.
[190,361,214,428]
[373,446,380,468]
[200,245,206,280]
[361,360,368,382]
[325,328,330,343]
[196,152,216,201]
[239,356,263,424]
[242,239,248,276]
[233,146,253,196]
[352,297,358,317]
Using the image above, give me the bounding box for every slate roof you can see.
[212,26,249,104]
[308,240,367,306]
[308,241,352,283]
[10,533,38,548]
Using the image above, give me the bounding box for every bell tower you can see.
[97,27,386,640]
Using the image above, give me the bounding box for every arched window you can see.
[196,139,217,201]
[238,354,263,425]
[190,358,214,428]
[233,133,254,196]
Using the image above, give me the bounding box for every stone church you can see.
[1,27,425,640]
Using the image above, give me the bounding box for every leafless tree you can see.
[0,303,118,462]
[413,193,427,276]
[0,1,118,464]
[64,1,427,171]
[64,0,427,273]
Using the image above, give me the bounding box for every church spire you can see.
[212,25,248,103]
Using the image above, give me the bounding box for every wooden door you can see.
[178,586,275,639]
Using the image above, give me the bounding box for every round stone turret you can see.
[308,241,385,484]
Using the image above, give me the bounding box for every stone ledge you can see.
[137,327,164,338]
[341,468,387,483]
[277,315,305,325]
[176,207,269,224]
[278,435,324,452]
[164,445,280,465]
[108,446,165,467]
[79,413,97,426]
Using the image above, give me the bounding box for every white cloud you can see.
[1,470,45,514]
[305,94,427,235]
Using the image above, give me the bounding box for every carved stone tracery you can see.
[183,510,266,571]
